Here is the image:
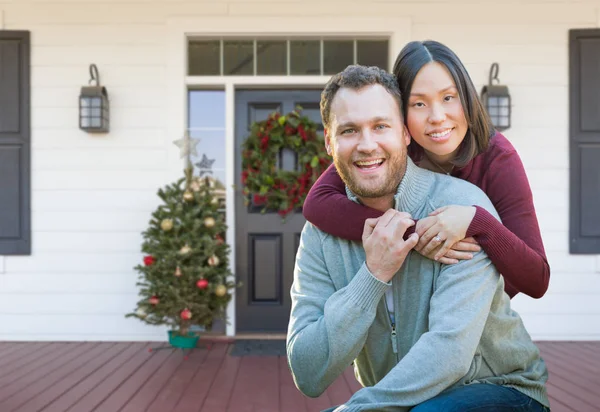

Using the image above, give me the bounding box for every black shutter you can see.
[0,31,31,255]
[569,29,600,253]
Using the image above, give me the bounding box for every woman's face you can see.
[406,62,468,165]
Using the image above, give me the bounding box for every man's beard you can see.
[333,154,405,199]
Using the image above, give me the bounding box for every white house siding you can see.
[0,0,598,341]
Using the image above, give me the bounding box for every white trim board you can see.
[166,15,412,337]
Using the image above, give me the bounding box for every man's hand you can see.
[362,209,419,283]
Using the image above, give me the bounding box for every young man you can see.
[286,65,549,412]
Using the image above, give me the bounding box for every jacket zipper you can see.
[383,293,398,358]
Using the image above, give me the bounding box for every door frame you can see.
[166,16,411,336]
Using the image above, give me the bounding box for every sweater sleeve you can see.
[303,163,383,242]
[286,223,390,398]
[465,149,550,299]
[335,250,500,412]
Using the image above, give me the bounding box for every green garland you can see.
[241,108,331,218]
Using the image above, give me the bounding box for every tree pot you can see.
[168,330,199,349]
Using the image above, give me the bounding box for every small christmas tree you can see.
[126,139,235,341]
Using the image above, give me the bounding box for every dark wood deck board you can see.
[342,366,363,394]
[37,343,132,412]
[0,342,40,363]
[93,343,174,412]
[541,344,600,384]
[325,368,354,407]
[228,356,281,412]
[175,345,231,412]
[146,346,207,412]
[0,340,596,412]
[67,342,153,412]
[45,342,145,412]
[9,342,122,412]
[0,342,53,371]
[0,343,87,391]
[538,346,599,395]
[278,356,306,412]
[118,347,185,412]
[0,342,92,403]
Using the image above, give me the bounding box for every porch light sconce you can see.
[79,64,110,133]
[480,62,511,131]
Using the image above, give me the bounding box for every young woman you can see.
[303,40,550,299]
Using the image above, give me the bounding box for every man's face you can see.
[325,84,410,200]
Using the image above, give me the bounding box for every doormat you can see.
[229,339,287,357]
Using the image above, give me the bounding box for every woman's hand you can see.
[414,205,480,264]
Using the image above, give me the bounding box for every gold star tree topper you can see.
[173,131,201,164]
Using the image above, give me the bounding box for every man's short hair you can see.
[320,65,404,129]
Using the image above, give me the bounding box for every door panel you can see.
[235,89,322,332]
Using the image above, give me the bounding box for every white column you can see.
[225,82,236,337]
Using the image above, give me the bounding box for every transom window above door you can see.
[188,37,389,76]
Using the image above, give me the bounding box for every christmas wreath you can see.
[241,107,331,218]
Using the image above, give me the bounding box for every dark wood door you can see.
[569,29,600,253]
[235,89,323,333]
[0,31,30,255]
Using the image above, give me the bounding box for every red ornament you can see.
[260,136,269,152]
[197,279,209,289]
[180,308,192,320]
[143,255,155,266]
[149,296,159,305]
[215,234,224,245]
[252,194,267,205]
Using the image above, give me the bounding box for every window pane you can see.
[188,90,225,128]
[188,40,220,75]
[189,130,227,210]
[189,131,226,173]
[324,40,353,75]
[257,40,287,75]
[357,40,389,70]
[290,40,320,75]
[224,40,253,75]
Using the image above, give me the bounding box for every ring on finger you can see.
[433,235,443,242]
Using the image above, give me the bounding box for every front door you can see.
[235,89,323,333]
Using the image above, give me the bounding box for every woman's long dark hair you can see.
[393,40,495,167]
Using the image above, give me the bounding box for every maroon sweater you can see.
[303,132,550,299]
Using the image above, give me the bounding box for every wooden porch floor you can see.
[0,341,597,412]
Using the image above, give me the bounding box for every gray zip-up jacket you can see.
[286,158,549,411]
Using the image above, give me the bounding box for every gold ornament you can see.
[208,255,220,266]
[211,197,218,205]
[174,266,182,277]
[215,284,227,297]
[179,244,191,255]
[204,217,215,228]
[160,219,173,231]
[183,191,194,202]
